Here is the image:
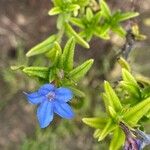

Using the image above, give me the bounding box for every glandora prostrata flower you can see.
[24,84,74,128]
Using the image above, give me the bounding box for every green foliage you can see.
[61,37,75,71]
[68,59,94,81]
[26,35,57,57]
[83,64,150,149]
[11,0,150,149]
[117,57,131,72]
[69,0,139,41]
[13,38,93,99]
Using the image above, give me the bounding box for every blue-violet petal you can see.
[37,101,54,128]
[24,92,45,105]
[55,87,73,102]
[54,102,74,119]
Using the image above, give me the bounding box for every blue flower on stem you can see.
[120,122,150,150]
[24,84,74,128]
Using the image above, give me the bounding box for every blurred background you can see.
[0,0,150,149]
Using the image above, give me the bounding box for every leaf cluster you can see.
[83,58,150,150]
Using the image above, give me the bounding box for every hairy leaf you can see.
[26,35,56,57]
[82,117,108,129]
[68,59,94,81]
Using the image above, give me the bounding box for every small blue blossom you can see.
[124,136,142,150]
[24,84,74,128]
[120,122,150,150]
[134,129,150,149]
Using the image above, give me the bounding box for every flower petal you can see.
[38,84,55,96]
[55,87,73,102]
[54,102,74,119]
[37,101,54,128]
[24,92,45,105]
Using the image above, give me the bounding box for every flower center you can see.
[46,92,55,101]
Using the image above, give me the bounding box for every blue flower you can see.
[24,84,74,128]
[134,129,150,149]
[124,136,142,150]
[120,122,150,150]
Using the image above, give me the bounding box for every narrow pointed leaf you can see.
[135,74,150,86]
[49,67,56,82]
[65,23,89,48]
[48,7,62,15]
[94,129,101,139]
[11,65,25,71]
[100,0,111,19]
[122,68,138,87]
[98,119,116,141]
[112,25,126,37]
[26,35,57,57]
[70,18,84,28]
[67,4,80,12]
[124,96,150,126]
[86,8,93,21]
[104,81,122,112]
[62,38,75,71]
[101,93,110,113]
[120,81,140,98]
[117,57,131,72]
[94,24,110,39]
[109,127,125,150]
[108,106,117,118]
[23,67,49,79]
[82,117,108,129]
[53,0,62,6]
[117,12,139,22]
[69,86,85,98]
[68,59,94,81]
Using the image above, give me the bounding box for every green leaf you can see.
[70,18,84,28]
[120,81,140,98]
[108,106,117,118]
[46,42,62,66]
[98,119,116,141]
[11,65,25,70]
[109,127,125,150]
[69,86,85,98]
[104,81,122,112]
[53,0,62,6]
[67,4,80,12]
[82,117,108,129]
[100,0,111,19]
[48,7,62,15]
[117,57,131,72]
[112,25,126,37]
[62,37,75,71]
[135,74,150,86]
[23,67,49,79]
[142,86,150,99]
[94,24,110,39]
[122,69,138,87]
[94,129,101,139]
[117,12,139,22]
[86,8,93,22]
[124,96,150,126]
[65,23,89,48]
[68,59,94,81]
[48,67,56,82]
[93,11,102,25]
[72,0,89,7]
[131,24,146,41]
[101,93,110,113]
[26,35,57,57]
